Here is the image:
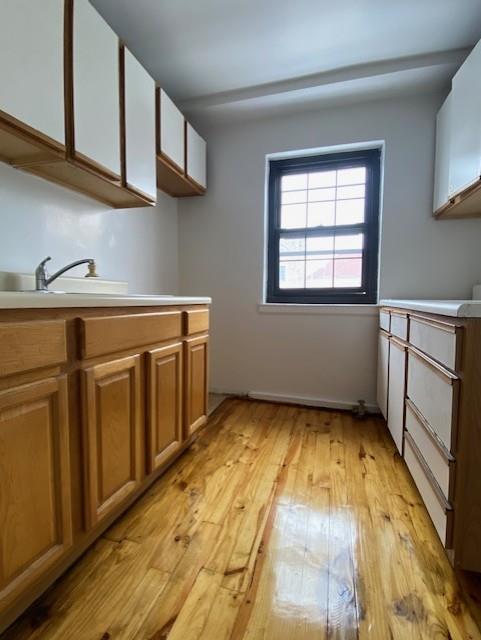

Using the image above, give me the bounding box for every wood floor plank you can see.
[3,398,481,640]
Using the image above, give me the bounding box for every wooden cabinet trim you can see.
[80,311,182,359]
[405,399,455,463]
[389,335,408,350]
[184,309,209,336]
[409,313,461,335]
[408,344,459,384]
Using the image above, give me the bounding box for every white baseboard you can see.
[211,387,379,413]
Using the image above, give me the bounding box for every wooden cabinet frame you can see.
[184,334,209,437]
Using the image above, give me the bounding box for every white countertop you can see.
[0,292,211,309]
[380,299,481,318]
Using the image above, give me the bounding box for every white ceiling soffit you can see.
[179,49,465,123]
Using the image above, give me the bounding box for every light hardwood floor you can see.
[3,399,481,639]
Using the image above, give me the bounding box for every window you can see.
[266,148,381,304]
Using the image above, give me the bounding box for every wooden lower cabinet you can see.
[0,376,72,615]
[184,334,209,436]
[147,342,183,471]
[81,355,143,529]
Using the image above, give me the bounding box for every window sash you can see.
[267,149,380,304]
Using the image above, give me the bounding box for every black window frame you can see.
[266,148,381,304]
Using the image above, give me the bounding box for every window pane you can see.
[335,234,363,259]
[337,184,365,200]
[308,188,336,202]
[281,190,307,205]
[279,261,305,288]
[336,199,365,225]
[334,258,362,287]
[280,237,305,261]
[337,167,366,185]
[280,204,306,229]
[306,260,333,288]
[308,170,336,188]
[306,235,334,260]
[282,174,307,191]
[307,201,335,227]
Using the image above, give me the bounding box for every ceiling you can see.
[91,0,481,120]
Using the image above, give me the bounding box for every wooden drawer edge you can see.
[408,345,459,383]
[405,399,455,463]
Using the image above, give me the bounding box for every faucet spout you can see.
[35,257,97,291]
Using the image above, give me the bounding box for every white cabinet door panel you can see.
[73,0,121,177]
[449,40,481,197]
[186,123,207,189]
[377,331,389,420]
[0,0,65,144]
[387,339,406,455]
[159,89,185,171]
[124,48,156,201]
[433,94,452,212]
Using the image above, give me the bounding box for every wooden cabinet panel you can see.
[122,47,157,202]
[147,342,183,472]
[387,338,406,455]
[82,355,142,528]
[184,309,209,336]
[0,320,66,377]
[0,377,72,613]
[186,123,207,190]
[377,330,389,420]
[80,311,182,359]
[0,0,65,147]
[158,89,185,172]
[184,335,208,437]
[72,0,121,178]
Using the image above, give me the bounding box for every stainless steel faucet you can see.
[35,256,98,291]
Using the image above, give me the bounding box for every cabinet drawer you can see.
[409,316,461,372]
[0,320,67,377]
[390,312,408,340]
[184,309,209,336]
[405,400,454,501]
[80,312,182,358]
[379,310,390,332]
[407,349,458,453]
[404,434,453,548]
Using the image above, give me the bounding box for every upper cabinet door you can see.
[449,40,481,198]
[0,0,65,145]
[186,123,207,190]
[123,48,157,202]
[158,88,185,172]
[433,94,452,213]
[72,0,121,178]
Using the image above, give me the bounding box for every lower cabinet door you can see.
[387,338,407,455]
[184,335,209,437]
[0,377,72,613]
[82,355,142,529]
[147,342,183,472]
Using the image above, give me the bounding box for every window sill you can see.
[258,303,379,317]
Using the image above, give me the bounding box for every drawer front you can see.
[0,320,67,377]
[184,309,209,336]
[390,312,408,340]
[404,435,453,548]
[81,312,182,358]
[379,310,390,332]
[409,316,460,371]
[405,401,453,500]
[407,350,457,453]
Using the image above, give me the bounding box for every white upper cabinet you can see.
[158,89,185,171]
[433,94,452,213]
[186,123,207,190]
[72,0,121,178]
[123,48,157,202]
[449,40,481,198]
[0,0,65,145]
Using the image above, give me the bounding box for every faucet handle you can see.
[36,256,51,274]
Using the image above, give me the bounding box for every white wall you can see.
[0,162,178,294]
[179,93,481,408]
